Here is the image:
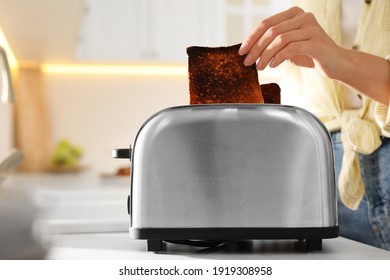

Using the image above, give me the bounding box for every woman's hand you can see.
[239,6,390,104]
[238,6,341,79]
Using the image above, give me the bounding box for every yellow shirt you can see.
[281,0,390,209]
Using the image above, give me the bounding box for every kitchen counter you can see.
[2,172,390,260]
[2,171,130,234]
[47,233,390,260]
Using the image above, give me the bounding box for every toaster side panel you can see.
[131,105,337,229]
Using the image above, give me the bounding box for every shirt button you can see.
[352,44,358,50]
[365,0,372,4]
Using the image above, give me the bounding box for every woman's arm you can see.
[239,6,390,105]
[335,49,390,105]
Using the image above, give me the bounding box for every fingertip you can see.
[256,59,264,70]
[269,58,276,68]
[238,41,248,55]
[243,54,253,66]
[269,57,283,68]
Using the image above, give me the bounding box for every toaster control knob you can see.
[112,147,131,159]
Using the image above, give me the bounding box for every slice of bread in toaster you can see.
[261,83,281,104]
[187,43,264,104]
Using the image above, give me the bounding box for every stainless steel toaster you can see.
[114,104,338,252]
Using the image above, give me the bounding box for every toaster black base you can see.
[130,226,339,252]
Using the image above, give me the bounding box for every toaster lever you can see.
[112,147,131,159]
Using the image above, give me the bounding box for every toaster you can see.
[114,104,338,252]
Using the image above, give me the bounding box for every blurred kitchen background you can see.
[0,0,293,173]
[0,0,293,259]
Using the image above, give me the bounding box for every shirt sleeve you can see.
[374,55,390,137]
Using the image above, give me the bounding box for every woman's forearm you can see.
[335,48,390,105]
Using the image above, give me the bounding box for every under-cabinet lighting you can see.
[41,63,188,76]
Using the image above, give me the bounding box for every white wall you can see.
[44,72,189,173]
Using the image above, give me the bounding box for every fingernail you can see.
[238,42,248,55]
[269,58,275,68]
[256,59,263,70]
[243,54,253,66]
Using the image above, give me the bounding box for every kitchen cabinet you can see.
[76,0,293,62]
[76,0,224,62]
[224,0,293,44]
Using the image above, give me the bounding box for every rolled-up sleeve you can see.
[375,103,390,137]
[374,55,390,137]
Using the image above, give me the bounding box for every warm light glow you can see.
[0,26,18,69]
[41,63,188,76]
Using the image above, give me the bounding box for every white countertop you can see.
[46,233,390,260]
[2,171,130,234]
[2,172,390,260]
